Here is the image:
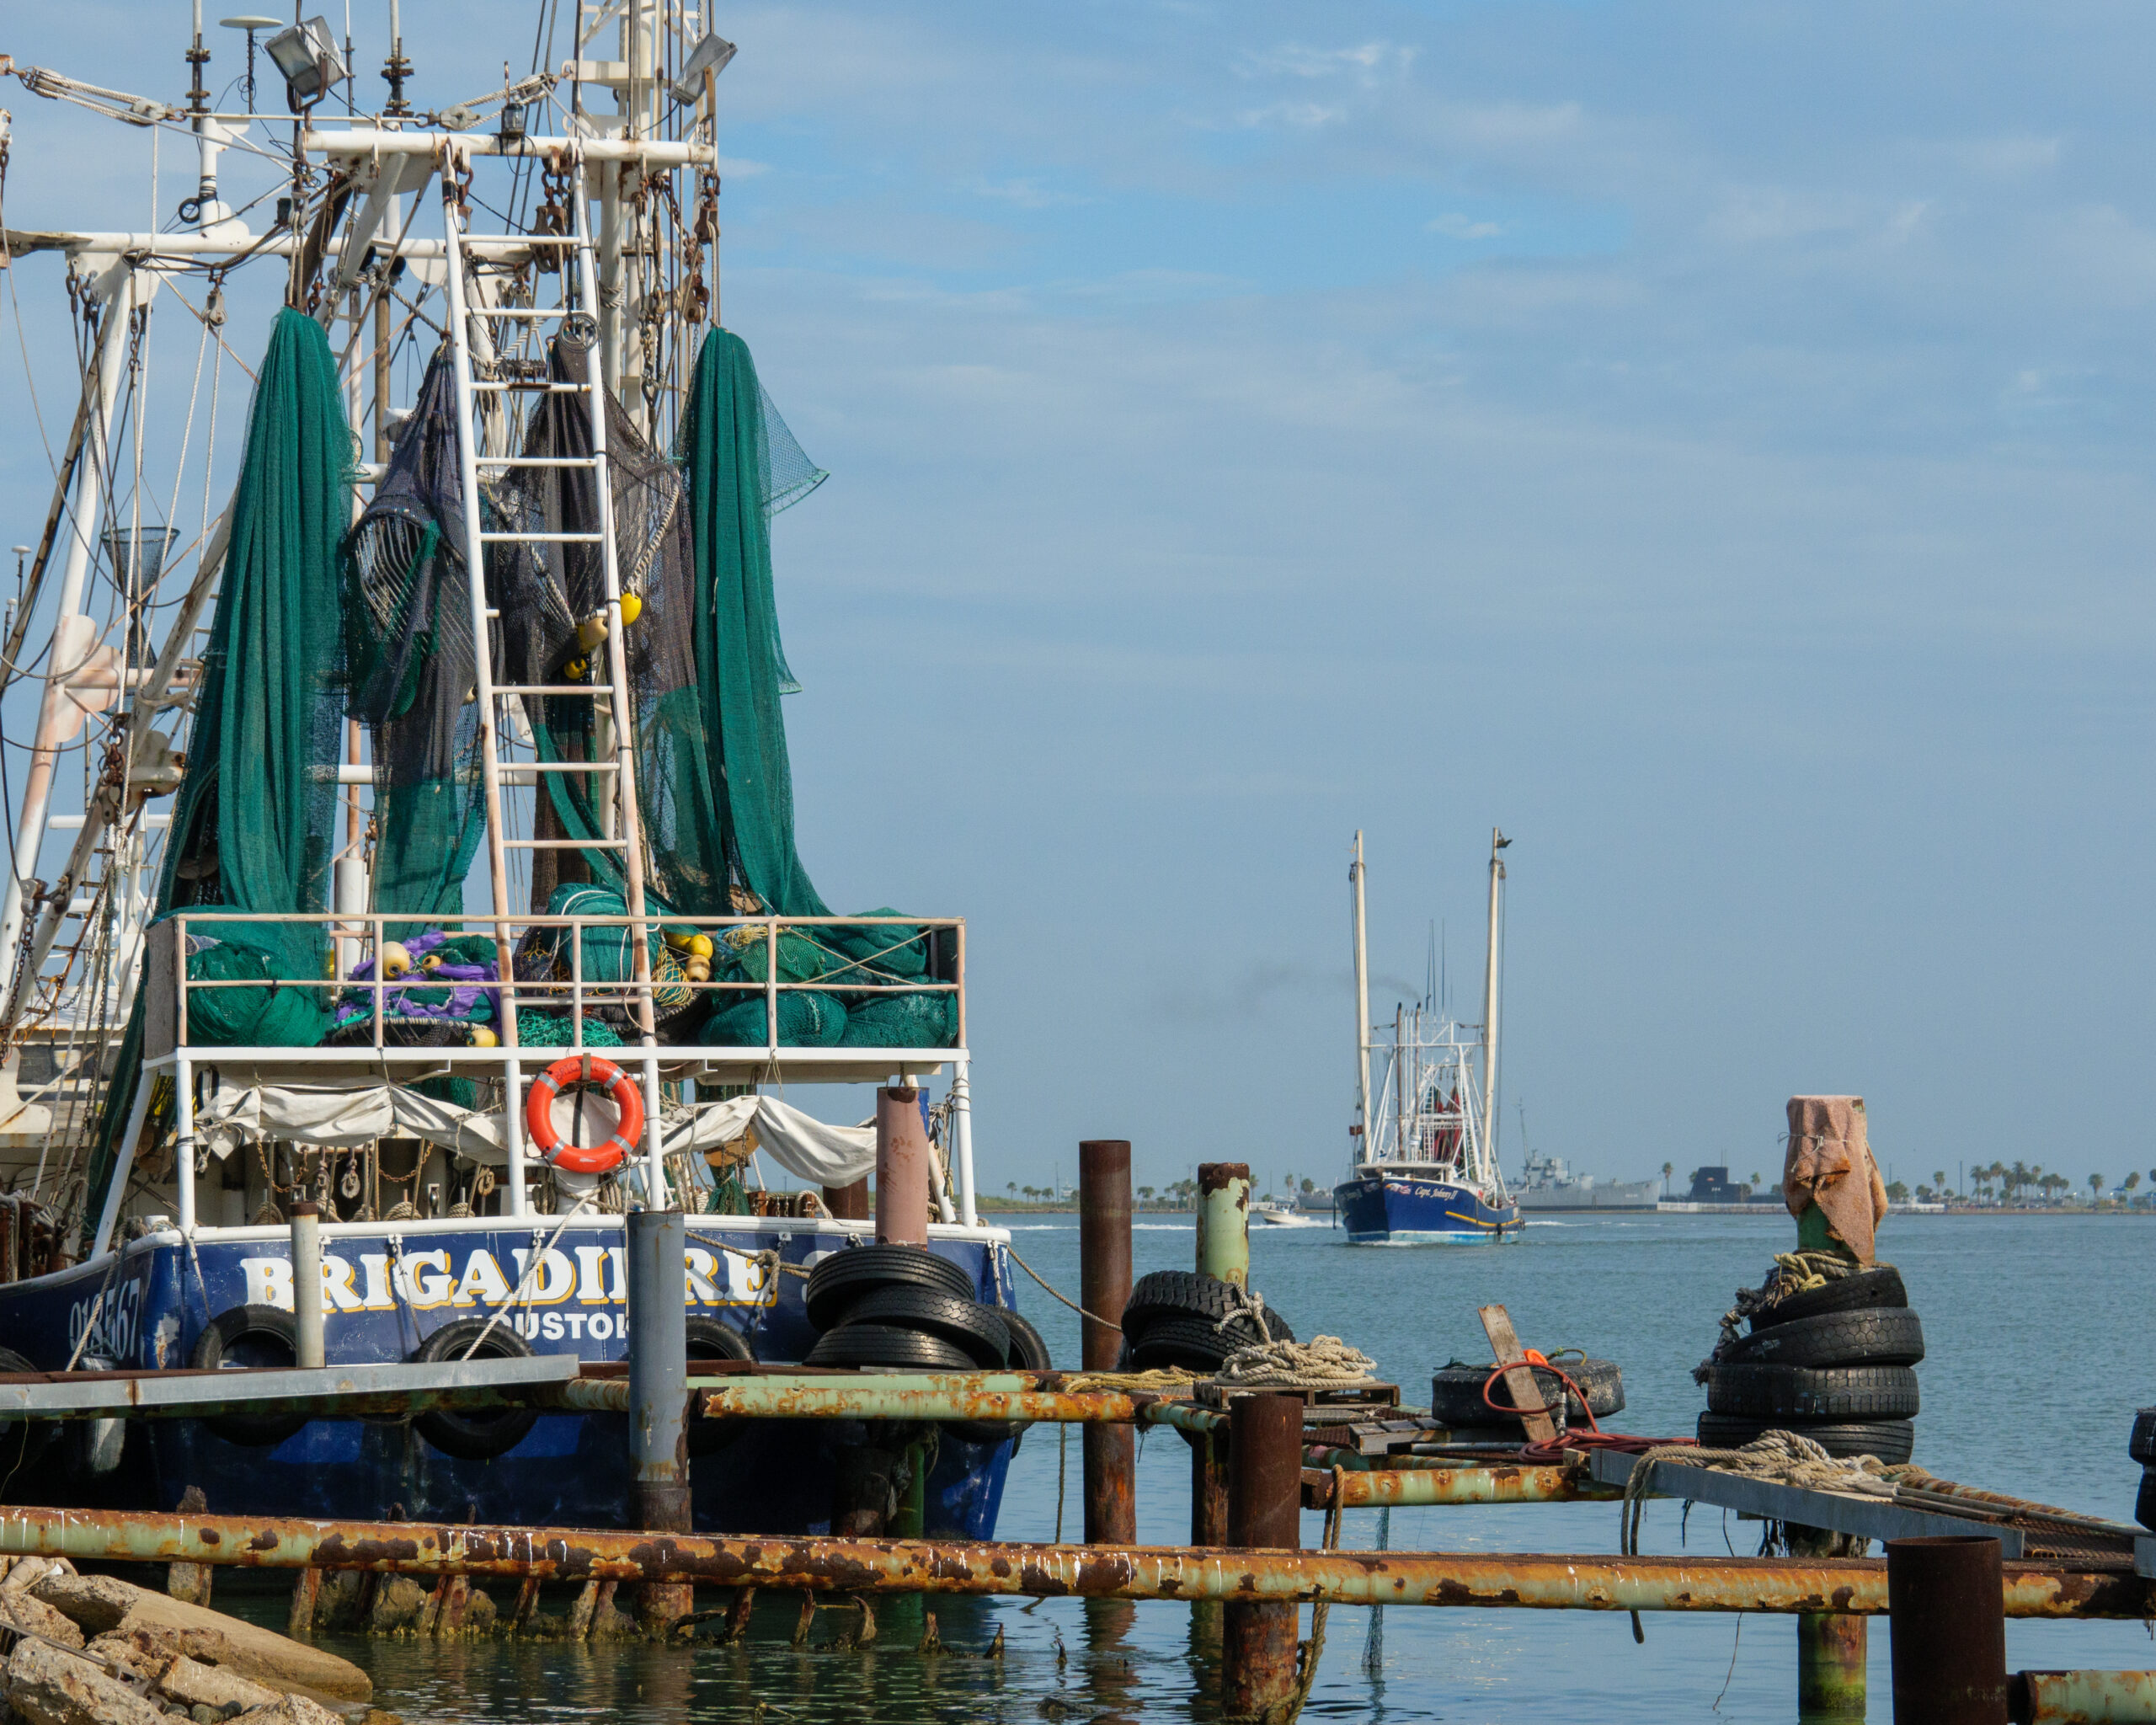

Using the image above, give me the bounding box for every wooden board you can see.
[1477,1303,1557,1445]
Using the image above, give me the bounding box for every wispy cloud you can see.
[1237,40,1418,83]
[1428,213,1504,240]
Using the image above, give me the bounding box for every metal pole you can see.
[1800,1611,1869,1720]
[874,1087,931,1246]
[1350,831,1371,1152]
[950,1058,978,1227]
[1481,828,1508,1168]
[1196,1162,1251,1289]
[1079,1140,1134,1546]
[289,1202,324,1369]
[173,1054,198,1236]
[1887,1536,2008,1725]
[0,274,142,978]
[627,1208,691,1630]
[1224,1393,1302,1719]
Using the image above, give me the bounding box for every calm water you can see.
[270,1213,2156,1722]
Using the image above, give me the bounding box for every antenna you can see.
[220,17,282,112]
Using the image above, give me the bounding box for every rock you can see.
[108,1593,371,1702]
[7,1636,166,1725]
[592,1605,636,1641]
[366,1577,428,1636]
[85,1633,170,1686]
[154,1655,280,1716]
[311,1572,365,1632]
[461,1587,496,1633]
[0,1589,87,1648]
[190,1708,219,1725]
[357,1712,404,1725]
[226,1696,343,1725]
[33,1571,143,1634]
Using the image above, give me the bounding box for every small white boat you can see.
[1252,1200,1321,1227]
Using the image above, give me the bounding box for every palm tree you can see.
[1932,1170,1946,1197]
[1661,1162,1674,1196]
[2089,1172,2105,1203]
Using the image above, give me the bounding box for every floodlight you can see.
[670,32,736,105]
[264,16,344,104]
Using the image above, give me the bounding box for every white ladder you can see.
[437,147,670,1214]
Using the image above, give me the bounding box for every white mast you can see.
[1350,830,1371,1162]
[1480,827,1510,1178]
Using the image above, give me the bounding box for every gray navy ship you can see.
[1513,1150,1659,1211]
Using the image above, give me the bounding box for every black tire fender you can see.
[830,1285,1009,1369]
[410,1317,541,1461]
[1703,1362,1919,1422]
[803,1245,974,1332]
[1430,1357,1625,1426]
[192,1306,308,1448]
[2136,1466,2156,1532]
[804,1324,975,1371]
[1125,1311,1297,1374]
[2128,1408,2156,1465]
[1723,1308,1924,1369]
[1696,1411,1916,1466]
[1749,1266,1909,1330]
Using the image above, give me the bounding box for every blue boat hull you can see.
[0,1220,1013,1538]
[1332,1172,1520,1244]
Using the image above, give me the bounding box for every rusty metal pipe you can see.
[1321,1466,1612,1508]
[2009,1670,2156,1724]
[875,1087,931,1246]
[1196,1162,1251,1288]
[1888,1536,2009,1724]
[567,1376,1154,1423]
[0,1511,2142,1616]
[1225,1394,1303,1717]
[1080,1139,1135,1546]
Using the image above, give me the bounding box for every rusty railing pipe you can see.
[0,1512,2140,1617]
[0,1510,2143,1617]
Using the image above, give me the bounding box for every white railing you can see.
[163,911,965,1056]
[94,911,979,1252]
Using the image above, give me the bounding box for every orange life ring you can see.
[526,1055,644,1174]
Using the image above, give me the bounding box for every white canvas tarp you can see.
[193,1081,877,1188]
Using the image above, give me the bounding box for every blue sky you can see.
[2,2,2152,1197]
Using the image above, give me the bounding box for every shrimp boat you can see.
[1332,831,1520,1244]
[0,5,1022,1536]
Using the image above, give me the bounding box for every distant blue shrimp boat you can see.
[1331,831,1522,1245]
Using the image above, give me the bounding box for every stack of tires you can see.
[2127,1409,2156,1529]
[1116,1271,1294,1372]
[802,1244,1049,1445]
[1429,1354,1625,1435]
[1698,1265,1923,1462]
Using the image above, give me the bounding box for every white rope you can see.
[1623,1429,1925,1558]
[1214,1334,1379,1388]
